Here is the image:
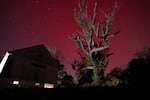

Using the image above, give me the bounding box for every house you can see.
[0,44,60,88]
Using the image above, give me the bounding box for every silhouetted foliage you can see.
[106,47,150,88]
[71,60,93,87]
[57,46,150,88]
[127,47,150,87]
[106,67,128,87]
[60,75,75,88]
[127,58,150,87]
[56,64,75,88]
[134,47,150,62]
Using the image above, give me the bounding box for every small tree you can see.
[106,67,128,87]
[127,47,150,87]
[49,48,74,87]
[71,0,120,86]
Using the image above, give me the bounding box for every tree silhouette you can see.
[106,67,128,87]
[127,47,150,87]
[56,64,75,88]
[71,60,93,87]
[49,48,75,88]
[70,0,120,86]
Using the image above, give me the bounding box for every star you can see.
[35,0,39,4]
[48,7,52,11]
[44,15,48,20]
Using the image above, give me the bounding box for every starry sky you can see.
[0,0,150,75]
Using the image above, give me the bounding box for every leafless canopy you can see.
[71,0,120,85]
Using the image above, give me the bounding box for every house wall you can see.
[1,55,57,86]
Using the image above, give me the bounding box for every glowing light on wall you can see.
[35,82,40,86]
[0,52,11,74]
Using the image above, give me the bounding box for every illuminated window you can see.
[44,83,54,88]
[0,52,11,73]
[13,81,19,85]
[35,83,40,86]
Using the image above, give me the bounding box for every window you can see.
[13,81,19,85]
[44,83,54,88]
[35,82,40,86]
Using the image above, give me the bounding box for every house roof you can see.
[8,44,60,67]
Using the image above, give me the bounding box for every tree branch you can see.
[90,46,109,56]
[81,66,94,70]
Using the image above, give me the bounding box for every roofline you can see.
[8,44,46,53]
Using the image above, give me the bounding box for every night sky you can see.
[0,0,150,75]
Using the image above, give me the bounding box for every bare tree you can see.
[49,47,64,62]
[71,0,120,86]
